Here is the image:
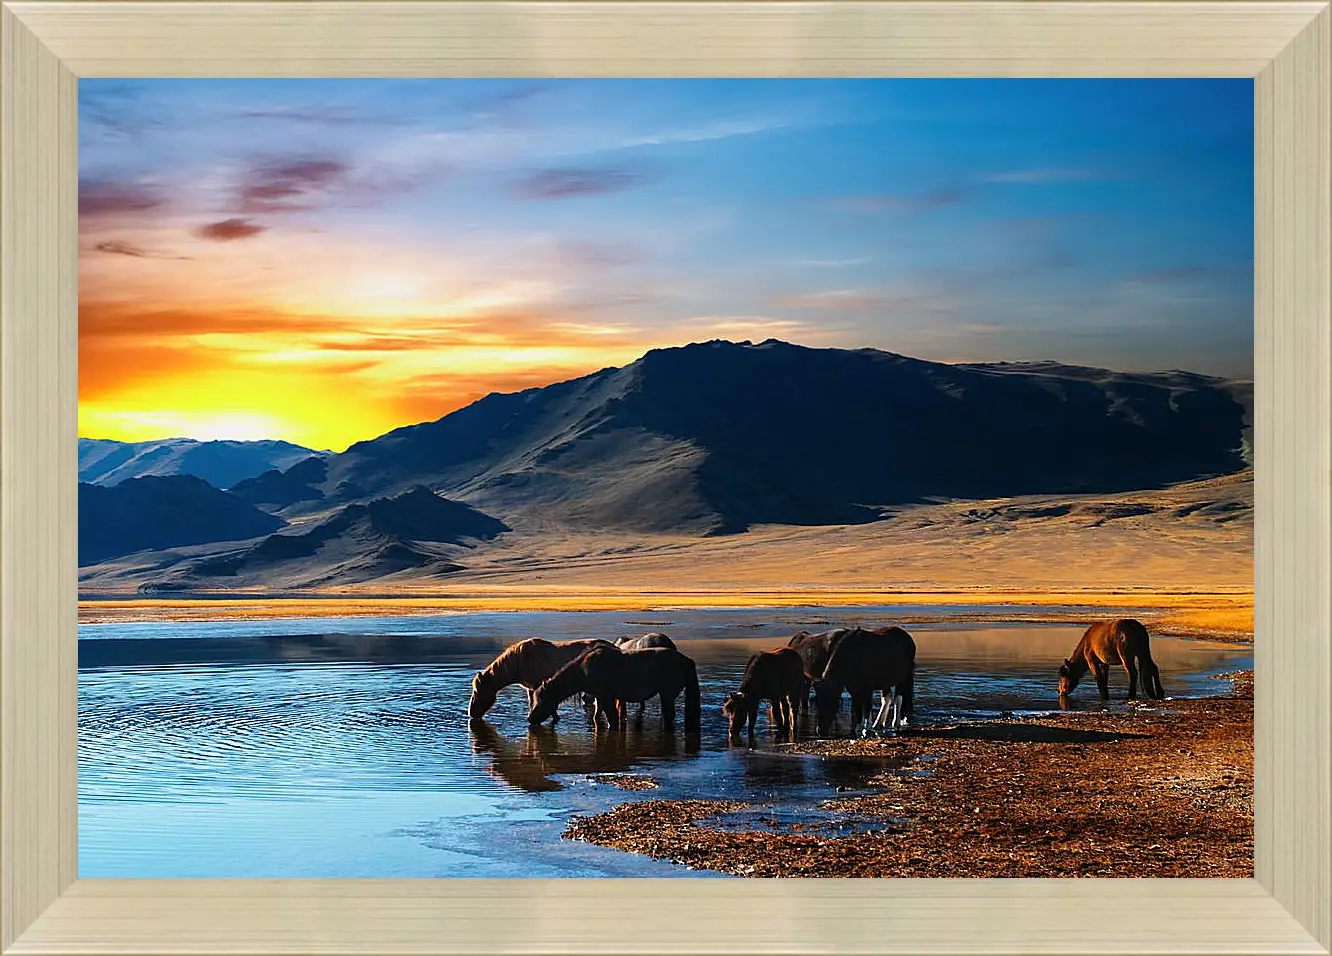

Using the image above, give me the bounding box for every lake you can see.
[78,606,1252,877]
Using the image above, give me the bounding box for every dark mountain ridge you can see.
[162,485,509,587]
[248,339,1247,535]
[79,475,288,565]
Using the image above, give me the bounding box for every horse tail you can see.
[683,657,701,732]
[1152,664,1165,700]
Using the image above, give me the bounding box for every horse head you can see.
[1057,658,1079,696]
[722,691,749,737]
[814,681,842,736]
[469,671,499,720]
[527,682,560,726]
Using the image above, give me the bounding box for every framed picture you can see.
[3,2,1329,953]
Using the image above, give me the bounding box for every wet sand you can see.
[564,674,1253,878]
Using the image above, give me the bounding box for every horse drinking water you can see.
[468,638,615,721]
[723,646,804,738]
[529,645,702,732]
[1058,619,1164,701]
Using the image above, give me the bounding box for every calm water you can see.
[78,607,1252,877]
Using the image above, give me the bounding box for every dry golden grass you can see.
[79,472,1252,636]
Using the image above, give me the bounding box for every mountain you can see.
[79,475,288,565]
[78,437,327,489]
[254,339,1249,535]
[143,486,510,589]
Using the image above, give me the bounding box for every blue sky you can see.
[79,79,1254,449]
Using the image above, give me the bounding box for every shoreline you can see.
[564,675,1254,878]
[77,589,1254,641]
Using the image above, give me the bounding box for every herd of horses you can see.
[467,617,1165,739]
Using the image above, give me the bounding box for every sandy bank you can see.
[564,677,1253,877]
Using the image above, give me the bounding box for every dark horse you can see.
[529,645,702,732]
[581,633,679,718]
[723,647,804,738]
[1059,619,1164,701]
[786,628,850,716]
[815,626,916,736]
[468,637,614,721]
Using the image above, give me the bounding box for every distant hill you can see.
[141,486,510,589]
[79,475,288,565]
[79,437,327,489]
[255,339,1249,535]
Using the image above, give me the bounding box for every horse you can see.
[468,637,615,721]
[615,632,677,651]
[529,645,701,733]
[815,626,917,737]
[605,633,679,722]
[723,647,804,738]
[786,628,851,716]
[1058,619,1164,701]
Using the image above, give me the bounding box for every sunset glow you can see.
[80,79,1254,451]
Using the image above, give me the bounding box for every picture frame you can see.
[2,2,1328,952]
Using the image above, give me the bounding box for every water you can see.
[78,608,1252,877]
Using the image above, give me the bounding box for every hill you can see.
[79,437,326,489]
[129,486,509,589]
[79,475,288,564]
[257,339,1248,535]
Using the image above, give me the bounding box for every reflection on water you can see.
[78,610,1252,877]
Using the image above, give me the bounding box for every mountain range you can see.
[237,339,1250,534]
[79,437,326,489]
[79,339,1252,587]
[79,475,288,565]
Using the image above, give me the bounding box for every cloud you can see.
[92,239,192,261]
[240,106,406,128]
[238,158,350,214]
[1130,265,1243,284]
[79,84,164,138]
[620,118,786,149]
[830,189,964,214]
[514,167,645,200]
[772,288,888,310]
[978,168,1106,185]
[195,218,267,241]
[79,180,166,218]
[93,239,151,258]
[799,256,872,268]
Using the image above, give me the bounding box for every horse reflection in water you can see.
[469,719,695,793]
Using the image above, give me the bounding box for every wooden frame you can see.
[2,2,1328,953]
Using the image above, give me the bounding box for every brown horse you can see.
[815,626,916,736]
[723,647,804,738]
[1059,619,1164,701]
[529,645,701,732]
[468,638,614,720]
[786,628,850,716]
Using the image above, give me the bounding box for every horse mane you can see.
[478,638,547,687]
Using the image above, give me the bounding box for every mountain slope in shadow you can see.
[264,339,1248,535]
[151,485,510,589]
[79,475,288,565]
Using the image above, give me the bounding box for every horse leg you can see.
[874,689,894,730]
[599,696,620,731]
[1149,662,1165,699]
[1124,658,1139,700]
[661,693,676,732]
[1092,660,1110,701]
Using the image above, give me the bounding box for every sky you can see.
[79,79,1254,452]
